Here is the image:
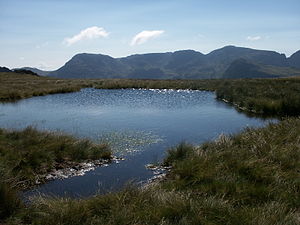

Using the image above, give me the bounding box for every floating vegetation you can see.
[98,130,163,156]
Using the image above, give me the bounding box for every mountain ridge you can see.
[15,46,300,79]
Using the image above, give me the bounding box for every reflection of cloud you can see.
[130,30,164,46]
[246,36,261,41]
[64,26,109,46]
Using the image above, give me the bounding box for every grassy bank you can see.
[3,118,299,225]
[2,72,299,117]
[0,127,112,222]
[0,72,95,102]
[92,77,300,117]
[0,127,111,220]
[0,72,222,102]
[0,127,111,188]
[215,78,300,116]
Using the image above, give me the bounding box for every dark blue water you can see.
[0,88,272,197]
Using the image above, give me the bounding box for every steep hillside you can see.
[223,59,278,79]
[46,46,300,79]
[288,50,300,68]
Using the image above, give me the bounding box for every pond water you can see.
[0,88,272,198]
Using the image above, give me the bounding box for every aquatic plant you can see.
[98,130,162,156]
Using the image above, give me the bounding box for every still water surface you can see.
[0,88,272,197]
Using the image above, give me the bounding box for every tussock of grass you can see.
[0,126,111,188]
[0,127,111,221]
[0,175,23,221]
[164,117,300,209]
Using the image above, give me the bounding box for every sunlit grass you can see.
[0,126,112,189]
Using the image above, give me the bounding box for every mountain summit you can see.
[45,46,300,79]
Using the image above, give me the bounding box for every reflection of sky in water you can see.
[0,88,273,198]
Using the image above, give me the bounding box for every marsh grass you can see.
[0,126,111,221]
[0,72,94,101]
[0,126,112,188]
[215,78,300,116]
[3,118,299,224]
[1,72,300,224]
[0,170,23,221]
[163,118,300,213]
[1,72,300,117]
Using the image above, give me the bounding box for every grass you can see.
[0,127,111,221]
[1,72,300,224]
[2,118,300,224]
[0,72,95,102]
[0,72,221,102]
[163,118,300,208]
[215,77,300,116]
[2,72,300,117]
[0,127,111,188]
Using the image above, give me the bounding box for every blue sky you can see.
[0,0,299,70]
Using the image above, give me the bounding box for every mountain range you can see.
[14,46,300,79]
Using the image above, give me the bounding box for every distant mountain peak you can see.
[42,46,300,79]
[288,50,300,68]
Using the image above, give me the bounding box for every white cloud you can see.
[64,26,109,46]
[246,36,261,41]
[130,30,164,46]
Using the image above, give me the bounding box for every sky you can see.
[0,0,299,70]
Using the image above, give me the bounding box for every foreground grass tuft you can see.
[0,178,23,221]
[0,126,111,189]
[163,117,300,209]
